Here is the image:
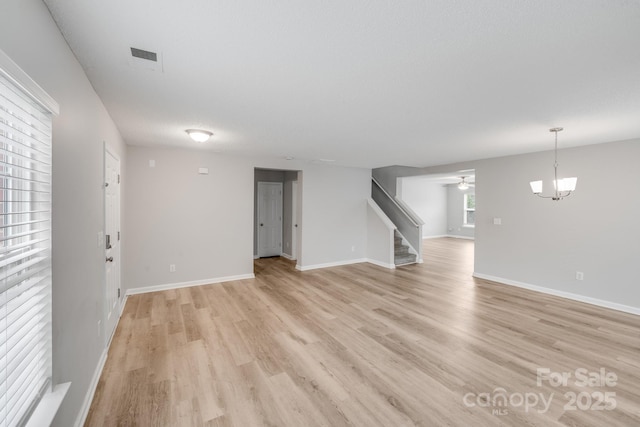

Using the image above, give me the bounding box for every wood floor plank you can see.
[85,238,640,426]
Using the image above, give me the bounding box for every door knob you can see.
[106,257,114,263]
[260,223,264,226]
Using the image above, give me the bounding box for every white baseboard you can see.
[296,258,368,271]
[447,234,475,240]
[126,273,256,296]
[473,272,640,316]
[253,254,259,259]
[74,349,108,427]
[366,259,396,269]
[422,235,449,239]
[281,252,296,261]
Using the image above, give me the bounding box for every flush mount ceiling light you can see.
[457,176,469,190]
[185,129,213,143]
[530,127,577,201]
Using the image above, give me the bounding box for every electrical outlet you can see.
[170,264,176,273]
[351,246,356,252]
[576,271,584,281]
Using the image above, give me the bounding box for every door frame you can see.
[103,143,121,347]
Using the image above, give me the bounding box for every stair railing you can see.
[371,177,423,261]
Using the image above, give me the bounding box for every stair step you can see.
[394,246,410,255]
[394,230,416,265]
[395,253,417,265]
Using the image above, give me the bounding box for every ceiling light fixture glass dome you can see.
[185,129,213,142]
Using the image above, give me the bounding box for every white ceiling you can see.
[43,0,640,169]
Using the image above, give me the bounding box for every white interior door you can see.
[104,147,121,344]
[257,182,283,257]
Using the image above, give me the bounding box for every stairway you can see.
[394,230,417,266]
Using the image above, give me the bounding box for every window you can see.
[0,62,54,426]
[463,193,475,226]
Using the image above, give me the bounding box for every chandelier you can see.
[529,127,577,201]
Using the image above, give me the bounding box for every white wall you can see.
[446,185,475,239]
[397,178,447,237]
[410,139,640,312]
[0,1,127,426]
[298,164,370,268]
[125,147,254,288]
[366,200,395,268]
[125,147,371,288]
[473,139,640,310]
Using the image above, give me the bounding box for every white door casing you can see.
[257,182,283,257]
[104,147,121,345]
[291,181,298,260]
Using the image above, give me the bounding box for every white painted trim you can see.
[473,272,640,316]
[0,48,59,114]
[126,274,256,296]
[447,234,475,240]
[422,235,449,239]
[366,198,396,230]
[25,382,70,427]
[73,349,108,427]
[296,258,368,271]
[281,252,296,261]
[253,254,260,259]
[366,259,396,270]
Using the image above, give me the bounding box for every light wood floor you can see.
[85,238,640,426]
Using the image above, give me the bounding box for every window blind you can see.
[0,70,53,427]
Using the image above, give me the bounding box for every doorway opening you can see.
[395,170,475,272]
[253,168,302,270]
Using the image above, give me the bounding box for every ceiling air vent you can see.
[130,47,157,62]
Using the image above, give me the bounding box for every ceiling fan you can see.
[457,176,475,190]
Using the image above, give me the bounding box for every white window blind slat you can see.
[2,266,50,304]
[0,80,50,135]
[0,238,48,256]
[0,107,51,147]
[0,163,50,184]
[3,313,46,373]
[6,361,48,425]
[0,68,53,427]
[0,148,50,168]
[2,271,48,308]
[0,228,50,243]
[0,123,51,158]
